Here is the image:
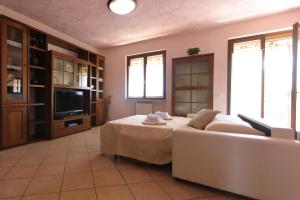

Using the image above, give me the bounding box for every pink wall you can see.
[0,5,102,54]
[101,9,300,120]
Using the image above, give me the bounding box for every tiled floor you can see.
[0,127,250,200]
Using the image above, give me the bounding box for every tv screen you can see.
[55,89,84,116]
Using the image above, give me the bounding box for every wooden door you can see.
[1,106,27,147]
[293,22,300,133]
[1,18,28,105]
[96,100,105,125]
[172,54,214,116]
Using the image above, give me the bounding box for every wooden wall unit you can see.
[28,28,52,141]
[1,106,27,148]
[1,18,28,105]
[0,15,105,149]
[0,17,28,148]
[172,54,214,116]
[53,114,90,138]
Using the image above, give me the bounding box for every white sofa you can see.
[172,129,300,200]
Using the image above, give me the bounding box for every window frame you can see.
[227,30,294,127]
[126,50,166,99]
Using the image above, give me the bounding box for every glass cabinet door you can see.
[172,55,213,116]
[52,57,75,86]
[1,19,27,104]
[75,62,88,87]
[53,56,63,84]
[63,59,74,85]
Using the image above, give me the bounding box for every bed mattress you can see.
[100,115,192,164]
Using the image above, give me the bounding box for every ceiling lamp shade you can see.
[108,0,137,15]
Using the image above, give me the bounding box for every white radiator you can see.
[135,103,153,115]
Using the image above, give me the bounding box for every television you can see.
[55,89,84,117]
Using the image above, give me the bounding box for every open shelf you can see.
[7,40,22,48]
[30,46,47,52]
[30,65,46,70]
[30,120,45,125]
[28,28,50,141]
[30,103,46,106]
[7,64,22,71]
[30,84,46,88]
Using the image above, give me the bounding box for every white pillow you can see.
[205,118,264,136]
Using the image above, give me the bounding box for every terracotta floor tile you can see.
[120,168,153,184]
[0,157,20,167]
[62,172,94,191]
[21,193,59,200]
[146,167,173,181]
[69,139,86,147]
[210,195,247,200]
[68,146,88,153]
[42,154,67,164]
[46,148,68,155]
[114,159,144,170]
[60,189,97,200]
[25,175,62,195]
[89,153,112,163]
[93,169,125,187]
[129,182,171,200]
[26,149,48,156]
[157,179,205,200]
[66,153,89,162]
[16,156,44,166]
[65,161,91,174]
[35,163,65,177]
[0,149,26,159]
[4,165,39,179]
[0,127,249,200]
[96,185,134,200]
[0,178,31,198]
[0,167,11,179]
[91,159,116,172]
[87,145,100,153]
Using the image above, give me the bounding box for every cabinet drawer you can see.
[53,121,64,130]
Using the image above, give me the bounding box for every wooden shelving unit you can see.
[28,29,51,141]
[0,15,106,149]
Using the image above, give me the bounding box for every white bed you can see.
[100,115,191,164]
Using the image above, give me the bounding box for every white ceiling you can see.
[1,0,300,49]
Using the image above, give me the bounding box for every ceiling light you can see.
[108,0,137,15]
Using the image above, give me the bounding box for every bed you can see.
[100,115,192,164]
[100,113,269,165]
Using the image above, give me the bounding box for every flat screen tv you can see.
[55,89,84,117]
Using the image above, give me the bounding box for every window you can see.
[127,50,166,99]
[228,32,293,128]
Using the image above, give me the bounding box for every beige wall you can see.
[100,9,300,120]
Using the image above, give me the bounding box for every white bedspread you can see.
[100,115,191,164]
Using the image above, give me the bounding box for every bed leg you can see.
[114,155,118,160]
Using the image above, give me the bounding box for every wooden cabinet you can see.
[53,115,90,138]
[172,54,214,116]
[50,51,90,89]
[96,100,105,125]
[1,18,28,105]
[1,106,27,147]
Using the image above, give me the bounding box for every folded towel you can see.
[143,121,167,125]
[154,111,173,120]
[145,114,162,121]
[143,114,167,125]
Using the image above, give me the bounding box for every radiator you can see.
[135,103,153,115]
